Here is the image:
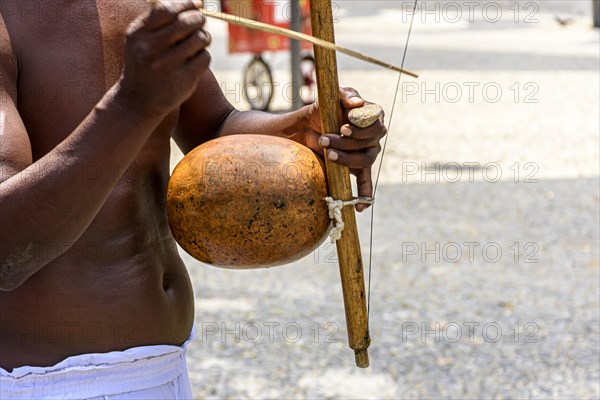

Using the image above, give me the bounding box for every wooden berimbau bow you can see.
[309,0,370,368]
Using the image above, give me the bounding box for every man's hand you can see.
[303,87,387,212]
[118,1,211,117]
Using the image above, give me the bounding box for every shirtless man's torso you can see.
[1,0,204,370]
[0,0,385,377]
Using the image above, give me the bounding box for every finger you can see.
[339,120,387,140]
[182,47,212,76]
[152,29,211,71]
[354,168,373,212]
[153,10,207,49]
[339,87,365,110]
[143,0,200,31]
[305,130,325,156]
[326,146,380,170]
[318,133,379,151]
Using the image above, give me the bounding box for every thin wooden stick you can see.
[310,1,371,368]
[146,1,418,77]
[148,1,415,78]
[201,7,418,77]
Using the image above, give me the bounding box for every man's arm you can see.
[0,1,211,290]
[175,72,386,210]
[173,69,312,154]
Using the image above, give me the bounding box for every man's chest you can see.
[2,0,151,154]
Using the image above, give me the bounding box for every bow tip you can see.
[355,349,370,368]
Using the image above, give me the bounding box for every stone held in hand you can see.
[348,103,383,128]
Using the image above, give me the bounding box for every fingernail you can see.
[340,125,352,136]
[327,150,338,161]
[350,97,364,106]
[319,136,330,147]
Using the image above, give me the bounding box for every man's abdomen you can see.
[0,174,195,371]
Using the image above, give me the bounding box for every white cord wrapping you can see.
[325,197,375,242]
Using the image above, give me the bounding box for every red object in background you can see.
[221,0,312,53]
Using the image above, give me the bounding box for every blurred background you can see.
[170,1,600,398]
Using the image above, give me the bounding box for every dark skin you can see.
[0,1,386,371]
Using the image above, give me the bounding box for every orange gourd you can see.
[167,135,330,268]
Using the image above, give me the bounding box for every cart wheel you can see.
[299,54,317,105]
[243,55,274,111]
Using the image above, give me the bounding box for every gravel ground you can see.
[170,2,600,399]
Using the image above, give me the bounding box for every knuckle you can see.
[133,40,152,62]
[369,121,386,138]
[203,30,212,46]
[193,50,211,70]
[368,148,379,163]
[345,86,360,96]
[192,29,204,42]
[357,138,371,148]
[194,29,210,46]
[196,11,207,26]
[132,41,151,62]
[177,13,197,30]
[155,2,179,18]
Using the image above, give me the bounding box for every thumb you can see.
[339,87,365,110]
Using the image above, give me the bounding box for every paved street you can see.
[171,1,600,398]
